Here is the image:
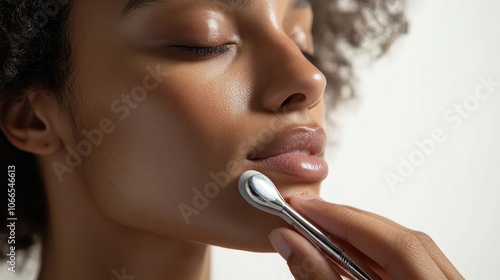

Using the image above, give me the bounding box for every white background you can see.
[2,0,499,279]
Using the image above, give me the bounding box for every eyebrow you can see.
[122,0,311,17]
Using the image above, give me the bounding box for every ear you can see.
[1,91,63,155]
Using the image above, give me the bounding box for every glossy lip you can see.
[247,125,328,182]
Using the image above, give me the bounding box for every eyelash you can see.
[176,45,231,57]
[174,45,319,66]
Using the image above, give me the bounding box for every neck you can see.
[36,156,211,280]
[38,231,210,280]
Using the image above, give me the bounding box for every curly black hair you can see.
[0,0,72,266]
[0,0,407,266]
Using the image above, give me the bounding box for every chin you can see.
[207,179,322,253]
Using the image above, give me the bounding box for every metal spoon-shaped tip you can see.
[238,170,287,215]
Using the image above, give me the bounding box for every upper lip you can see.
[247,125,327,160]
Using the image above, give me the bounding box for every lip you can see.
[247,125,328,182]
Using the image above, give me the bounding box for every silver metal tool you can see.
[238,170,372,280]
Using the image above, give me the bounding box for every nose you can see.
[256,33,327,113]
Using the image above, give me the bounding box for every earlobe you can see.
[1,92,63,155]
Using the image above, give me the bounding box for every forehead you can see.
[122,0,311,16]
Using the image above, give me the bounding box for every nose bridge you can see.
[255,30,327,113]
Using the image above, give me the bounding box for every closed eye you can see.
[174,45,231,57]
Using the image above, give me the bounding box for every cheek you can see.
[71,66,248,238]
[86,99,204,230]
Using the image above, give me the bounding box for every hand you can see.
[269,194,464,280]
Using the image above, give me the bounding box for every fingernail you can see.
[269,231,291,260]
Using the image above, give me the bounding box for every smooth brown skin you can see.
[1,0,462,279]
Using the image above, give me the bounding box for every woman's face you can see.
[61,0,327,251]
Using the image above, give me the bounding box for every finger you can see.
[271,225,385,279]
[269,227,342,280]
[328,237,388,280]
[290,197,448,280]
[343,205,464,279]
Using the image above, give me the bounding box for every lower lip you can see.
[252,154,329,182]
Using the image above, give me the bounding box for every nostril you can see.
[281,93,306,108]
